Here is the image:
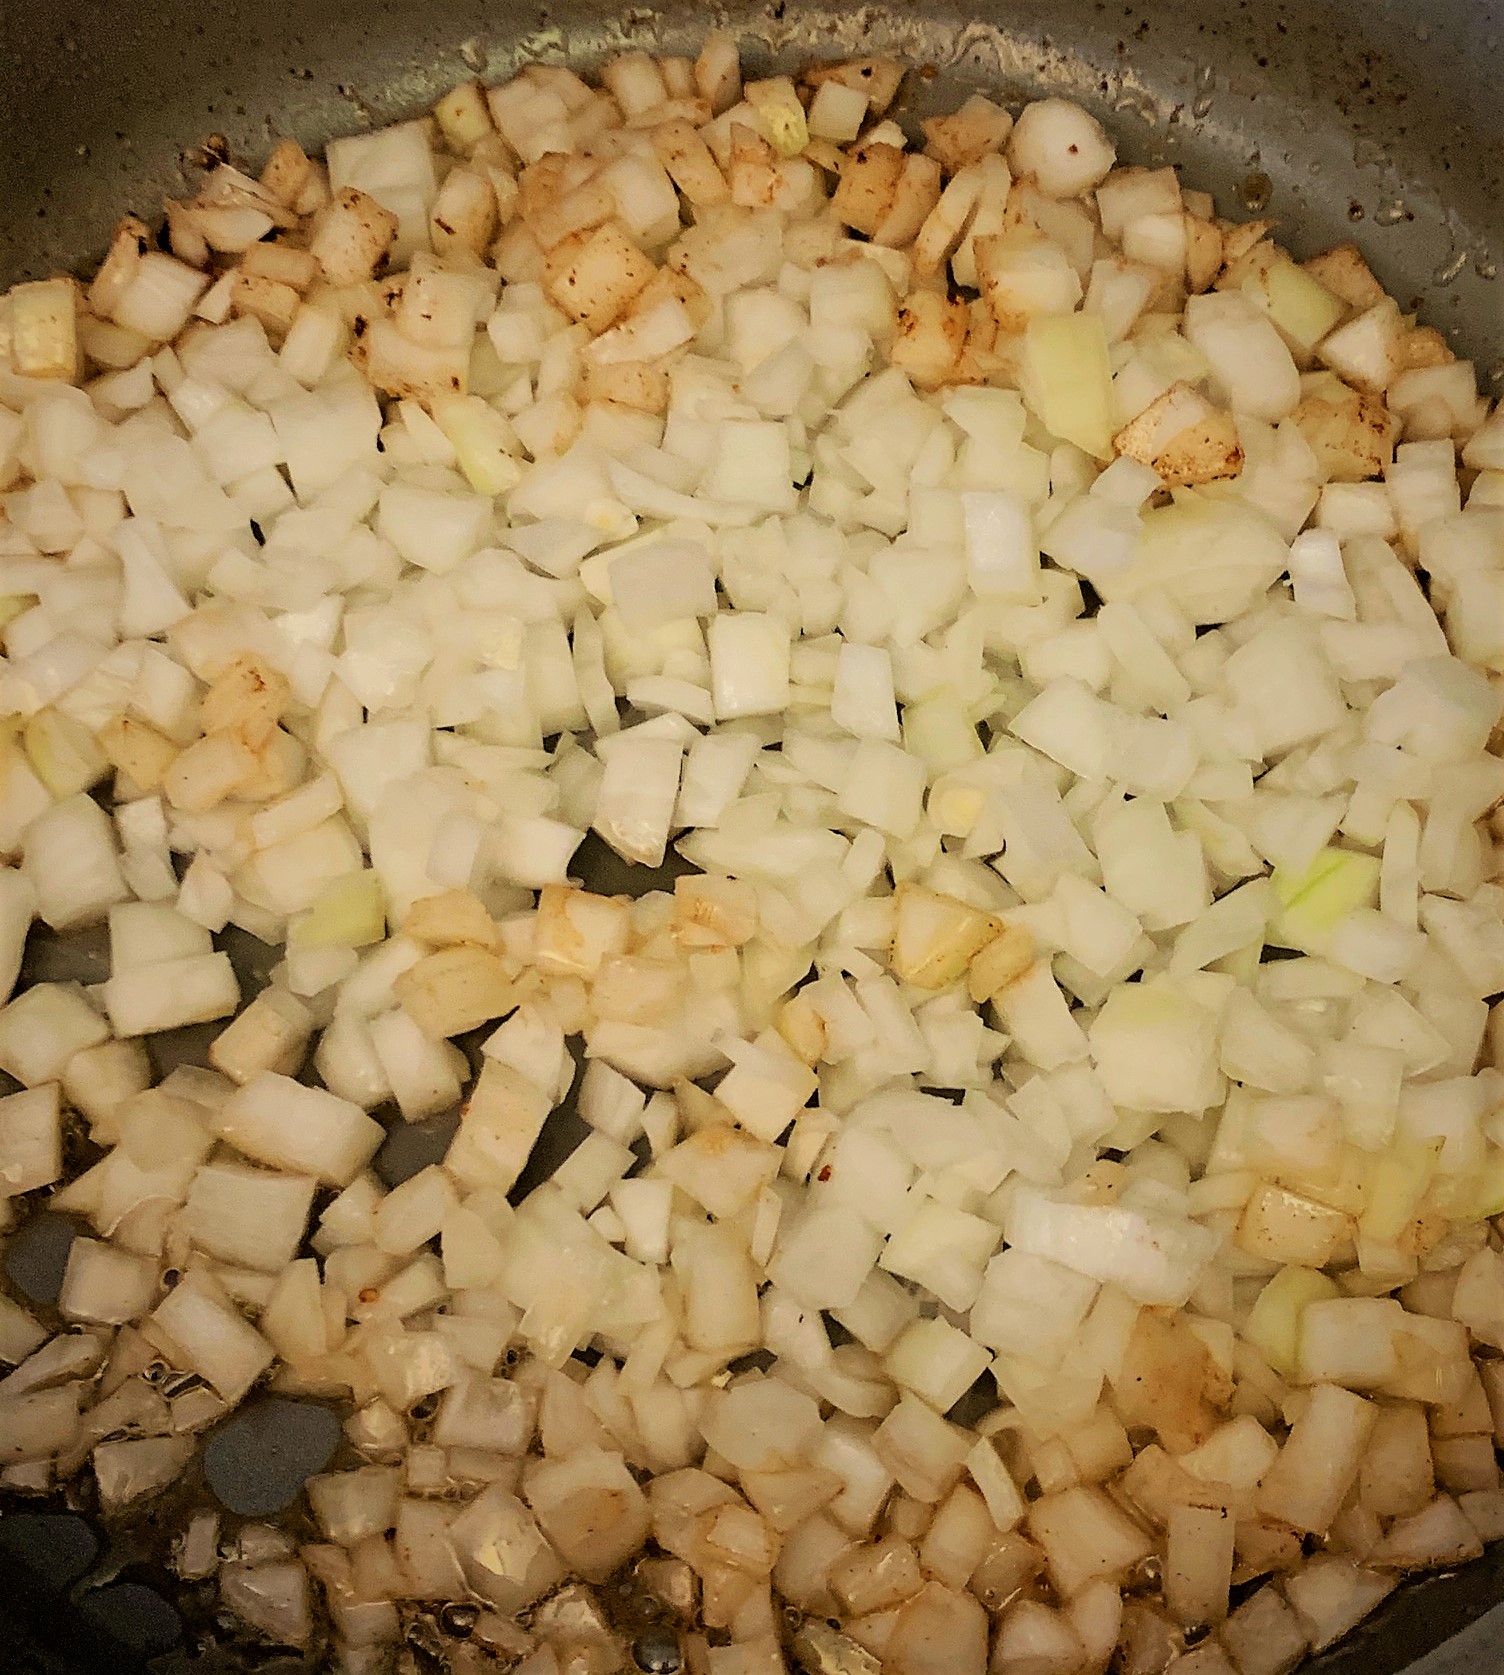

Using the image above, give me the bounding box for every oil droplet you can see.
[1415,21,1432,40]
[1239,172,1272,213]
[1432,249,1468,287]
[1373,199,1407,227]
[633,1631,682,1673]
[459,36,486,72]
[440,1603,478,1637]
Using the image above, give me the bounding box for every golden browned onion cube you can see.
[402,889,500,951]
[890,290,970,391]
[967,923,1036,1004]
[199,653,291,749]
[230,272,301,340]
[922,94,1013,174]
[1237,1183,1352,1268]
[1215,214,1277,274]
[871,154,944,249]
[582,358,669,413]
[830,142,907,237]
[1185,214,1224,293]
[310,186,400,286]
[1302,240,1387,311]
[258,137,314,208]
[544,221,656,333]
[650,118,730,209]
[1115,382,1245,487]
[395,945,519,1039]
[96,715,179,793]
[1292,371,1398,482]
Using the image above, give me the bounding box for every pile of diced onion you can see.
[0,30,1503,1675]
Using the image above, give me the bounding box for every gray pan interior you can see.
[0,0,1501,1669]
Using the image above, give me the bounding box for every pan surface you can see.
[0,0,1500,1669]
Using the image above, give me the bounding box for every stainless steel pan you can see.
[0,0,1499,1668]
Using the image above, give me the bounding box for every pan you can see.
[0,0,1499,1670]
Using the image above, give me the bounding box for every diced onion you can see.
[0,37,1499,1675]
